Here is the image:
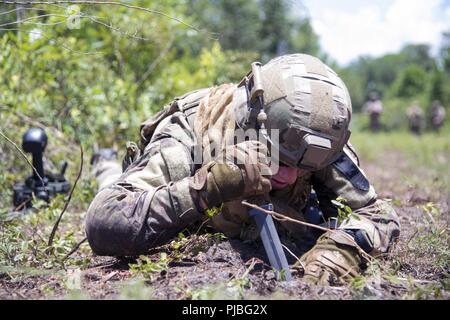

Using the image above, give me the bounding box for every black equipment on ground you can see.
[12,128,71,209]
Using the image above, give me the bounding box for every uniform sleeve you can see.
[312,143,400,256]
[312,144,377,217]
[85,137,205,256]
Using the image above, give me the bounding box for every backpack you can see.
[122,88,211,171]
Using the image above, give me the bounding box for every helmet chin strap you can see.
[237,61,275,175]
[238,61,268,132]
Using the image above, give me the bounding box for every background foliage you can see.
[0,0,449,145]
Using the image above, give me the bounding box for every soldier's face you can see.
[270,165,304,189]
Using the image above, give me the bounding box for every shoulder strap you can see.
[139,88,210,150]
[175,88,210,112]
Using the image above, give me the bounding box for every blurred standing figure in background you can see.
[406,102,424,135]
[429,100,446,132]
[363,91,383,132]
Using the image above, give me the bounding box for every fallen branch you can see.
[281,243,304,270]
[239,257,257,280]
[241,200,331,233]
[241,200,374,263]
[48,142,83,246]
[395,277,435,284]
[100,270,118,283]
[62,236,87,261]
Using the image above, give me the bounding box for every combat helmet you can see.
[233,53,352,171]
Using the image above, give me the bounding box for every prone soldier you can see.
[85,54,400,285]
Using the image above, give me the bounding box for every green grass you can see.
[350,126,450,197]
[351,128,450,164]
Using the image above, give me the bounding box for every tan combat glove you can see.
[298,232,362,286]
[190,140,272,211]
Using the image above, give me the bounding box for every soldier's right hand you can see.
[190,140,272,210]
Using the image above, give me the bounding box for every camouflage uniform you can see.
[85,55,400,284]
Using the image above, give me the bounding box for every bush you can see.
[392,64,429,98]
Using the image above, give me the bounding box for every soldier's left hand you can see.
[298,234,362,286]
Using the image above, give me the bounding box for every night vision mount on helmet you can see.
[234,53,352,171]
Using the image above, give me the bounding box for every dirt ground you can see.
[0,141,449,300]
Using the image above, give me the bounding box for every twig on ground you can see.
[48,142,83,246]
[395,277,435,284]
[423,209,436,225]
[281,243,304,270]
[1,284,27,300]
[195,218,210,235]
[86,261,117,271]
[405,228,418,252]
[62,236,87,261]
[241,200,374,263]
[100,271,118,283]
[241,258,257,279]
[241,200,331,233]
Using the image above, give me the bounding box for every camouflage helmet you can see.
[233,53,352,171]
